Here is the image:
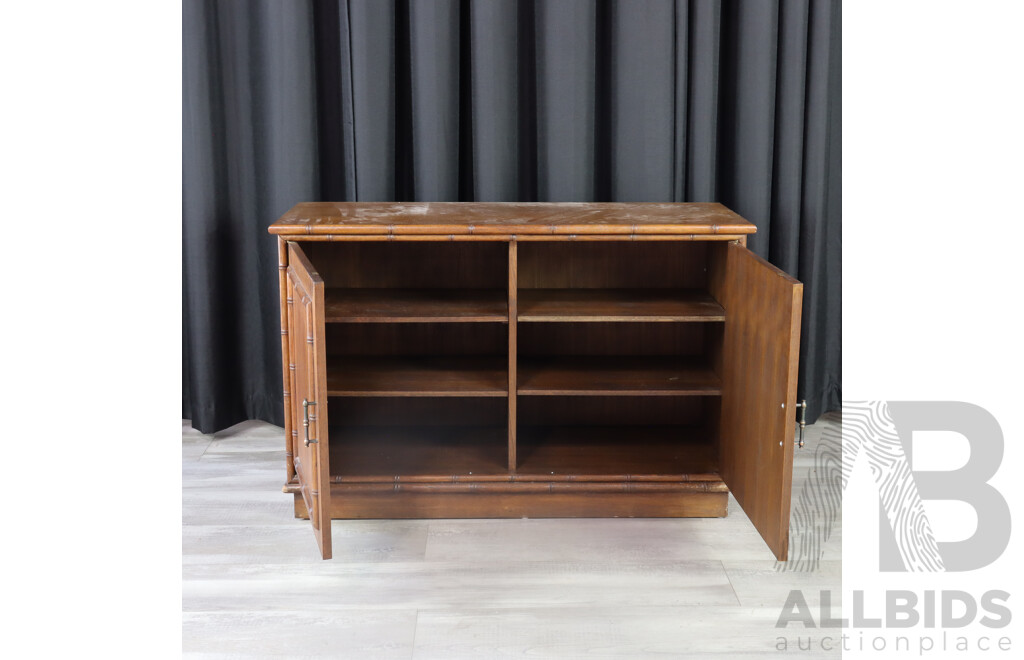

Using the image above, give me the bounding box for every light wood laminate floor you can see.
[183,414,841,659]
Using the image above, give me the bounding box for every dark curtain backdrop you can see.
[183,0,841,434]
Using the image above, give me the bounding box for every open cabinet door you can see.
[286,242,332,559]
[710,242,803,560]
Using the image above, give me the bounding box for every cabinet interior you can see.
[304,240,727,482]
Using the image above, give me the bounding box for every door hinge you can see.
[796,400,808,449]
[303,399,318,446]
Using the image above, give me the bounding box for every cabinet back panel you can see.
[307,242,507,288]
[518,396,710,427]
[326,323,507,356]
[329,398,506,427]
[328,423,509,478]
[519,322,709,357]
[518,242,708,289]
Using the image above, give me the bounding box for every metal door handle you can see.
[302,399,318,446]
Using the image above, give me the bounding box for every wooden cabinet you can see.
[269,203,802,560]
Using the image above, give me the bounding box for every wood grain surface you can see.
[518,288,725,322]
[329,425,509,477]
[269,202,756,236]
[324,288,507,323]
[518,357,721,396]
[285,242,332,559]
[326,356,507,397]
[708,242,803,561]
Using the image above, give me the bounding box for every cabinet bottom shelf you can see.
[307,424,726,520]
[328,424,718,481]
[329,425,509,479]
[516,425,718,477]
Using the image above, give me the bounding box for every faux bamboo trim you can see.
[327,473,723,484]
[278,234,748,243]
[508,239,518,472]
[269,224,755,236]
[514,234,747,242]
[287,476,727,496]
[278,237,295,483]
[324,481,728,494]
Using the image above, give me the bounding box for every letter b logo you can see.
[879,402,1010,571]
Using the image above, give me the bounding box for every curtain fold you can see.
[183,0,842,433]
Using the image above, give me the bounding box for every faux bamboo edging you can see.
[330,482,728,494]
[269,224,754,237]
[327,473,723,483]
[508,239,518,472]
[278,237,295,483]
[275,233,749,242]
[285,480,728,494]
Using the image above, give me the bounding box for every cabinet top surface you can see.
[268,202,756,236]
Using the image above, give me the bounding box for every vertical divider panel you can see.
[278,237,295,484]
[508,239,518,472]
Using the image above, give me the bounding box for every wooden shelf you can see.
[325,288,507,323]
[516,426,719,477]
[327,356,507,397]
[518,288,725,322]
[329,425,508,478]
[518,357,721,396]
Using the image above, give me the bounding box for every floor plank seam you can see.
[409,610,420,660]
[720,559,743,606]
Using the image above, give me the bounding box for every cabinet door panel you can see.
[710,242,802,560]
[287,242,332,559]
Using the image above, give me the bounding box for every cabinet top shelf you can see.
[269,202,756,237]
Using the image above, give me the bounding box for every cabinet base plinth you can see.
[293,484,728,519]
